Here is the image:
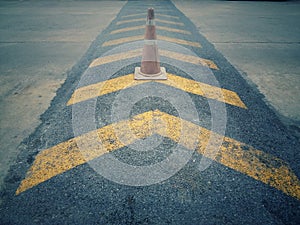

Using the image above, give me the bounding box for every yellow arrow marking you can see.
[66,73,246,109]
[116,18,184,26]
[110,25,191,35]
[89,49,217,70]
[16,110,300,201]
[102,35,201,48]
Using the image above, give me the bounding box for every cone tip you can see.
[147,8,155,20]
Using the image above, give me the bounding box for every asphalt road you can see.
[174,0,300,130]
[1,0,300,224]
[0,0,125,190]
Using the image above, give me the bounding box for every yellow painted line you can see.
[67,73,246,109]
[102,35,143,47]
[116,18,184,26]
[16,110,300,201]
[89,49,216,70]
[158,36,201,48]
[154,111,300,201]
[110,25,145,34]
[67,74,147,106]
[157,14,180,19]
[110,25,191,35]
[15,110,154,195]
[156,18,184,26]
[121,13,179,19]
[89,49,142,68]
[116,18,144,25]
[157,26,191,35]
[102,35,201,48]
[158,74,246,109]
[121,13,145,18]
[159,49,218,70]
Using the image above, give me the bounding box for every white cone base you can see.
[134,67,167,80]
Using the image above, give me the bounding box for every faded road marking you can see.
[16,110,300,201]
[116,18,184,26]
[89,49,217,70]
[102,35,201,48]
[67,73,246,109]
[110,25,191,35]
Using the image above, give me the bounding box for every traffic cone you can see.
[134,8,167,80]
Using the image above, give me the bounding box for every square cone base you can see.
[134,67,167,80]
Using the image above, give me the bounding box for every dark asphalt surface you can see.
[1,0,300,224]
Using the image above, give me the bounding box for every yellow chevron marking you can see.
[116,18,184,26]
[110,25,191,35]
[16,110,300,201]
[102,35,201,48]
[121,13,179,19]
[67,73,246,109]
[89,49,216,70]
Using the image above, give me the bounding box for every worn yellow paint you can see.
[121,13,145,18]
[110,25,145,34]
[89,49,142,68]
[67,74,147,106]
[159,49,218,70]
[116,18,145,25]
[158,35,201,47]
[15,111,154,195]
[89,48,216,70]
[67,73,246,109]
[16,110,300,201]
[110,25,191,35]
[156,14,180,19]
[155,111,300,201]
[216,136,300,201]
[156,18,184,26]
[116,18,184,26]
[102,35,144,47]
[159,74,246,109]
[102,35,201,48]
[121,13,179,19]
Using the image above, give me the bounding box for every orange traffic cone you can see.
[134,8,167,80]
